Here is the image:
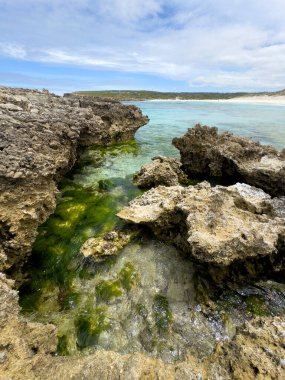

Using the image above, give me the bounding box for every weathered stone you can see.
[80,227,140,261]
[133,156,188,188]
[0,273,58,379]
[118,182,285,267]
[209,316,285,380]
[0,85,148,272]
[173,124,285,196]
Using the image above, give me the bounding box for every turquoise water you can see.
[20,100,285,360]
[75,101,285,185]
[131,100,285,154]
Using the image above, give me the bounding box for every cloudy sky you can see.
[0,0,285,93]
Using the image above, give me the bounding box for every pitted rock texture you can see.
[0,273,57,380]
[133,156,188,188]
[208,316,285,380]
[80,227,140,261]
[0,86,148,271]
[173,124,285,197]
[118,182,285,267]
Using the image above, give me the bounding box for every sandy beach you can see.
[223,95,285,106]
[148,95,285,106]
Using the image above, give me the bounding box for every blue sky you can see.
[0,0,285,94]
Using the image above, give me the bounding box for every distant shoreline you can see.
[144,95,285,106]
[71,90,285,106]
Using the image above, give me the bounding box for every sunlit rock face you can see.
[118,182,285,267]
[173,124,285,196]
[133,156,188,188]
[0,86,148,271]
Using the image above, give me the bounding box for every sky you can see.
[0,0,285,94]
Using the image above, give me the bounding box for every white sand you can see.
[148,95,285,106]
[223,95,285,106]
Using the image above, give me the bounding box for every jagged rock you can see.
[0,86,148,271]
[173,124,285,196]
[133,156,188,188]
[80,228,140,261]
[0,273,57,379]
[209,316,285,380]
[118,182,285,267]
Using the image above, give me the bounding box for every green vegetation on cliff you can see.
[68,89,285,101]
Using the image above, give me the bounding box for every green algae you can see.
[57,334,70,356]
[19,142,143,321]
[119,262,137,291]
[19,138,285,361]
[153,295,173,332]
[75,306,110,349]
[136,303,148,319]
[95,263,137,302]
[245,295,270,316]
[96,280,123,302]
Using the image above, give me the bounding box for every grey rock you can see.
[133,156,188,188]
[0,86,148,271]
[118,182,285,266]
[173,124,285,197]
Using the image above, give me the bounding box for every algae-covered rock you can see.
[118,182,285,267]
[80,227,140,261]
[133,156,188,188]
[173,124,285,196]
[0,85,148,272]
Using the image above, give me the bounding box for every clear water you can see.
[132,100,285,154]
[20,101,285,361]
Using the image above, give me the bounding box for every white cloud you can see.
[0,43,27,59]
[0,0,285,90]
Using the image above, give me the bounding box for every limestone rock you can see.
[0,85,148,271]
[209,316,285,380]
[0,273,57,380]
[133,156,188,188]
[118,182,285,266]
[173,124,285,196]
[80,228,139,261]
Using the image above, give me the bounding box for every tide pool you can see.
[20,101,285,360]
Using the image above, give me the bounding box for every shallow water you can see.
[20,101,285,361]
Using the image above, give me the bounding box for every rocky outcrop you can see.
[0,273,58,379]
[173,124,285,196]
[208,316,285,380]
[118,182,285,267]
[133,156,188,188]
[0,86,148,272]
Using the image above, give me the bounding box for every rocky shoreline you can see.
[0,86,148,274]
[0,86,149,379]
[0,90,284,379]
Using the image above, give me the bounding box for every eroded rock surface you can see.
[133,156,187,188]
[0,86,148,272]
[118,182,285,267]
[0,273,57,380]
[173,124,285,196]
[209,316,285,380]
[80,227,140,261]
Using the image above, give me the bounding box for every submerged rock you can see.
[0,85,148,272]
[133,156,187,188]
[173,124,285,196]
[80,227,140,261]
[118,182,285,267]
[0,86,148,379]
